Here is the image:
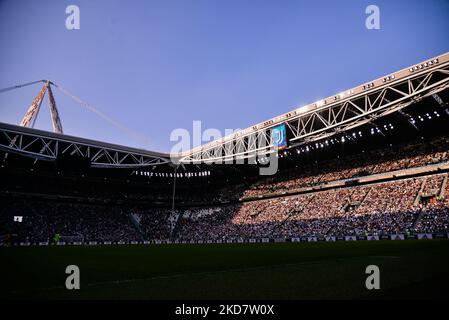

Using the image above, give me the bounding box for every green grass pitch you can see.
[1,240,448,299]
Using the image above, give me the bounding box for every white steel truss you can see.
[2,53,449,167]
[0,123,170,168]
[180,54,449,164]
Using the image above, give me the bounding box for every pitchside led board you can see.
[271,123,287,150]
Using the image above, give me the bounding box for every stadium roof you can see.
[1,52,449,168]
[0,122,171,168]
[179,52,449,164]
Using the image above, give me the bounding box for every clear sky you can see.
[0,0,448,152]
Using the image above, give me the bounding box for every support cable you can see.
[51,83,152,148]
[0,80,46,94]
[0,80,153,149]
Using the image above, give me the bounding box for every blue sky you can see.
[0,0,448,152]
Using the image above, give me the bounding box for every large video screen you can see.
[271,123,287,150]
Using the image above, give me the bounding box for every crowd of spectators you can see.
[0,200,142,243]
[413,175,449,233]
[134,210,172,240]
[173,174,449,240]
[242,136,449,198]
[2,172,448,243]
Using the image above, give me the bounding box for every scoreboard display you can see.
[271,123,287,150]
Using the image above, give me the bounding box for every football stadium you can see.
[1,0,449,306]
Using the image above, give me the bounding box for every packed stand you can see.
[242,136,449,198]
